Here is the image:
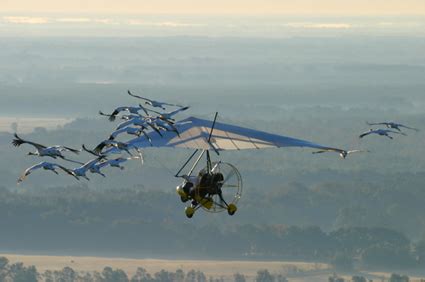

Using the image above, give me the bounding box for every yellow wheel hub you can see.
[227,204,237,215]
[185,206,195,218]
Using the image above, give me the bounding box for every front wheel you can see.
[185,206,195,218]
[227,204,237,216]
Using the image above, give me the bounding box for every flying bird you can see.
[98,156,142,170]
[17,161,76,184]
[82,144,106,158]
[109,127,153,145]
[366,121,419,132]
[12,133,82,164]
[101,105,145,122]
[93,140,139,156]
[153,118,180,136]
[69,157,106,181]
[109,127,144,140]
[116,116,148,130]
[116,117,163,137]
[99,111,141,121]
[359,129,406,139]
[312,149,370,159]
[127,90,184,110]
[148,106,190,121]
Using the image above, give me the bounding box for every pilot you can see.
[177,169,224,204]
[176,171,204,202]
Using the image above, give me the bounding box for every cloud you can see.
[284,22,352,29]
[56,18,92,23]
[2,16,49,24]
[126,20,203,27]
[55,18,115,24]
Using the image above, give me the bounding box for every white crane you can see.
[116,117,163,137]
[93,140,141,156]
[109,127,153,145]
[101,105,145,122]
[116,116,147,130]
[312,149,370,159]
[359,129,406,139]
[98,156,141,170]
[17,161,76,184]
[12,133,83,164]
[366,121,419,132]
[148,106,190,121]
[153,118,180,136]
[127,90,185,110]
[109,127,143,140]
[99,111,141,121]
[69,157,105,181]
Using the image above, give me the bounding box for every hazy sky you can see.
[1,0,425,15]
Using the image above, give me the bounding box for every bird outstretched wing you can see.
[12,133,47,150]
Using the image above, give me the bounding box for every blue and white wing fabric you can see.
[127,117,341,152]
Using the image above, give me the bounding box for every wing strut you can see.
[207,112,220,156]
[175,149,199,177]
[175,112,220,177]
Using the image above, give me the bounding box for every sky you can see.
[1,0,425,15]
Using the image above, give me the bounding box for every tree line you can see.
[1,187,425,270]
[0,257,291,282]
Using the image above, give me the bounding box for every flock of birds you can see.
[311,121,419,158]
[13,91,189,183]
[12,90,419,183]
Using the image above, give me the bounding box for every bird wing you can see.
[109,128,128,140]
[54,164,77,176]
[146,122,163,137]
[359,131,373,138]
[12,133,47,150]
[93,141,109,155]
[388,130,407,136]
[116,118,141,130]
[137,104,151,116]
[108,107,130,121]
[82,144,103,157]
[81,157,104,170]
[94,160,111,170]
[312,150,329,154]
[366,122,387,126]
[53,145,80,154]
[99,111,113,118]
[160,102,185,107]
[17,162,48,183]
[399,124,419,131]
[347,149,369,154]
[146,108,162,115]
[127,90,152,102]
[165,106,190,117]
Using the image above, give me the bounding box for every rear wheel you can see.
[185,206,195,218]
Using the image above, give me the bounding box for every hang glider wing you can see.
[126,116,341,152]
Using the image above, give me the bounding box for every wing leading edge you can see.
[126,116,341,152]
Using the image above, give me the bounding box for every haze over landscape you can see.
[0,1,425,281]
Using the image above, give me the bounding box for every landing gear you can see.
[185,206,195,218]
[227,203,237,216]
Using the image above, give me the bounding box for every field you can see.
[2,253,331,281]
[3,254,425,281]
